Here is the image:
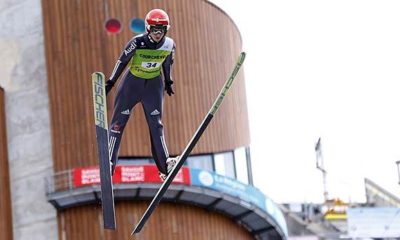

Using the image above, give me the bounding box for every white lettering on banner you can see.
[81,169,100,184]
[214,181,263,207]
[214,175,246,191]
[121,166,145,182]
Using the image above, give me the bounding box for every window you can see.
[187,155,213,172]
[117,157,152,165]
[214,152,235,178]
[234,147,249,184]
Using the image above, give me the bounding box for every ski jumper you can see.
[108,34,175,175]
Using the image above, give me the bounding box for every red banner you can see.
[73,166,100,187]
[73,165,191,187]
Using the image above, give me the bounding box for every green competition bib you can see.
[129,38,174,79]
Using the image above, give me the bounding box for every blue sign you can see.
[190,169,288,237]
[191,168,266,209]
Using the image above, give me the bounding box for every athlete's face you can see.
[149,26,166,42]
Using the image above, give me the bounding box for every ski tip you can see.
[91,71,105,78]
[238,52,246,63]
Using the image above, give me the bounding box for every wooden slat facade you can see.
[42,0,249,172]
[0,87,13,240]
[58,202,253,240]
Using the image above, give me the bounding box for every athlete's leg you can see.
[149,135,166,174]
[141,76,169,174]
[108,73,143,174]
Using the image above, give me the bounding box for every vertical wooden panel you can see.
[58,202,253,240]
[0,88,13,240]
[43,0,107,171]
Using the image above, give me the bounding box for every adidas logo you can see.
[121,109,130,115]
[150,109,160,115]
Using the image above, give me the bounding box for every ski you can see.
[92,72,116,229]
[131,52,246,235]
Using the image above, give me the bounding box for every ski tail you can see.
[131,52,246,235]
[92,72,116,229]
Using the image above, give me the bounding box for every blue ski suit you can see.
[107,33,176,175]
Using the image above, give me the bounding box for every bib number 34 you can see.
[142,62,160,69]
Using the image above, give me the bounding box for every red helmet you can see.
[145,9,170,32]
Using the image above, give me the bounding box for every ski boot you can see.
[159,157,179,181]
[166,156,179,174]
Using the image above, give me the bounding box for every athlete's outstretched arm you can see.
[106,38,137,95]
[162,43,176,96]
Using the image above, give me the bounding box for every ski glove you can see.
[165,80,174,96]
[105,80,115,96]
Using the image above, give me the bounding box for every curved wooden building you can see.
[42,0,287,239]
[0,88,13,240]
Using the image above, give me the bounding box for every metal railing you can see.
[45,169,74,195]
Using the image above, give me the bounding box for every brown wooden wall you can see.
[42,0,249,172]
[0,87,13,240]
[58,201,253,240]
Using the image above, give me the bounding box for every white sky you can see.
[210,0,400,203]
